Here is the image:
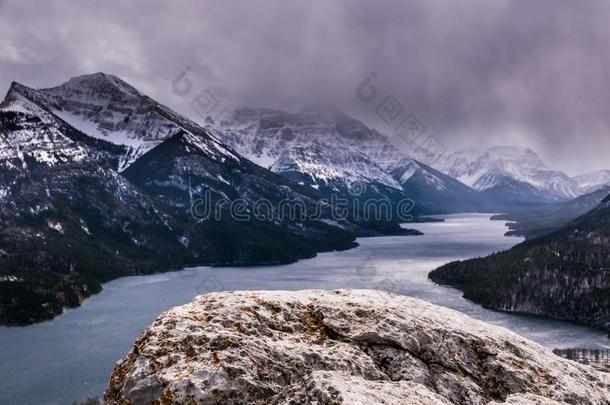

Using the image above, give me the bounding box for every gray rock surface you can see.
[105,290,610,404]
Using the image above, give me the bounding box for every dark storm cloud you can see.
[0,0,609,174]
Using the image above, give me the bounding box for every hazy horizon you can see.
[1,0,609,175]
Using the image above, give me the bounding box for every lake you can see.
[0,214,608,404]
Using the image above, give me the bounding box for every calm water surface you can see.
[1,214,608,405]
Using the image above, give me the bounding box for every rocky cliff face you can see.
[104,290,610,405]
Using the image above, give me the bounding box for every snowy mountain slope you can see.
[215,107,480,213]
[122,130,366,263]
[387,158,490,213]
[16,72,232,172]
[0,85,198,325]
[573,170,610,194]
[0,83,92,168]
[269,141,401,190]
[437,146,581,203]
[267,142,422,223]
[7,73,407,235]
[0,73,373,240]
[214,108,401,188]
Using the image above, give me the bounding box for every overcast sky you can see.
[1,0,609,175]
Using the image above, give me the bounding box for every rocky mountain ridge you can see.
[215,107,494,214]
[573,170,610,195]
[437,146,583,204]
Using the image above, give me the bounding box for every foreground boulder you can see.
[105,290,610,404]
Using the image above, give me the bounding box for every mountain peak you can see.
[452,146,546,170]
[47,72,143,99]
[437,145,580,201]
[3,81,34,101]
[67,72,118,83]
[0,81,46,115]
[8,80,27,93]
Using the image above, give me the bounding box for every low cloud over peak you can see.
[0,0,609,175]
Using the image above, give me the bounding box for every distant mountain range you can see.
[437,146,582,204]
[0,73,416,325]
[213,107,481,215]
[493,185,610,238]
[573,170,610,194]
[216,108,609,212]
[0,72,609,326]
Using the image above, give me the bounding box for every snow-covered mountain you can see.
[212,108,401,186]
[214,107,481,213]
[387,157,488,213]
[0,83,92,169]
[0,72,385,229]
[269,141,400,189]
[573,170,610,194]
[17,72,212,171]
[2,73,425,325]
[437,146,581,204]
[0,79,196,325]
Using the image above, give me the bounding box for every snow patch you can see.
[47,220,64,234]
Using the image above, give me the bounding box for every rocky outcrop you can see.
[104,290,610,404]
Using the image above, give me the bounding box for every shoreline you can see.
[0,225,428,327]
